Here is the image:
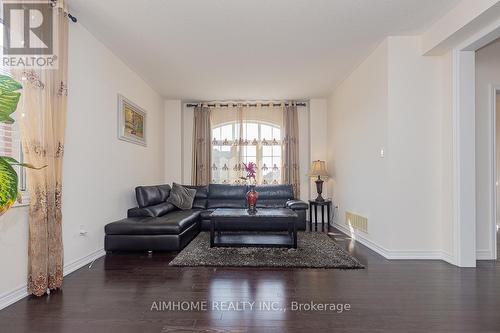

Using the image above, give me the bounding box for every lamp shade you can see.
[308,160,329,179]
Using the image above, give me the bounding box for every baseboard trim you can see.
[0,248,105,311]
[63,248,106,276]
[333,223,451,261]
[476,249,496,260]
[333,222,391,258]
[0,284,29,312]
[440,251,456,265]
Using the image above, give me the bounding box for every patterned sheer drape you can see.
[211,103,244,184]
[208,102,301,195]
[192,106,212,185]
[13,1,69,296]
[210,103,284,185]
[282,104,300,198]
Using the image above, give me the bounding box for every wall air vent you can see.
[345,211,368,233]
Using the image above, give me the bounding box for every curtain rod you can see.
[67,13,78,23]
[186,102,307,108]
[49,0,78,22]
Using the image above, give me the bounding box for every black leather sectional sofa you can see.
[104,184,308,252]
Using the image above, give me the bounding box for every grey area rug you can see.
[169,232,364,269]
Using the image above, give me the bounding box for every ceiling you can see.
[67,0,460,100]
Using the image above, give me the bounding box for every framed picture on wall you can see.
[117,94,147,146]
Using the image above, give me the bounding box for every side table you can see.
[308,200,333,232]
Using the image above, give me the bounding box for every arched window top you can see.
[211,121,282,185]
[212,121,281,144]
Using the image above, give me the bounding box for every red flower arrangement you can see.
[241,162,257,182]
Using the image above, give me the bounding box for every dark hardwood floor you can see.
[1,227,500,333]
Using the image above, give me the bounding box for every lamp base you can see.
[315,177,325,202]
[314,195,325,202]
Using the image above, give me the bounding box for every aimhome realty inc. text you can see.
[150,300,351,313]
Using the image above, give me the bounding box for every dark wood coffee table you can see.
[209,208,298,248]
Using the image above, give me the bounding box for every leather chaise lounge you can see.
[104,184,308,252]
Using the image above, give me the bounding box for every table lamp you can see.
[308,160,329,202]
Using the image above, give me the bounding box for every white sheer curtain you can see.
[209,102,290,186]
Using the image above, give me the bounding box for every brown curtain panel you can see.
[15,2,69,296]
[192,106,212,185]
[282,104,300,198]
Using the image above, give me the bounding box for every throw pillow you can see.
[167,183,196,210]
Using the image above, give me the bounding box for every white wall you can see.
[327,39,391,248]
[0,22,165,308]
[328,37,449,257]
[309,99,328,201]
[164,100,183,184]
[475,38,500,258]
[63,22,165,265]
[386,37,443,252]
[440,51,454,260]
[0,207,28,305]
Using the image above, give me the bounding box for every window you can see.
[211,121,282,185]
[0,24,27,200]
[0,114,26,192]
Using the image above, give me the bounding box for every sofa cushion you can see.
[254,184,294,200]
[136,185,171,208]
[184,185,209,199]
[208,184,247,199]
[192,199,207,209]
[168,183,197,210]
[105,210,201,236]
[182,185,208,209]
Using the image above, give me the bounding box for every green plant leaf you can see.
[0,75,22,92]
[0,91,21,124]
[0,156,19,164]
[0,75,22,125]
[0,156,46,169]
[0,157,19,216]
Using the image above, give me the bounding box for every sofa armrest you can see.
[286,200,308,210]
[127,207,155,218]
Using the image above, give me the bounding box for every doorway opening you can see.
[496,90,500,260]
[474,36,500,262]
[453,18,500,266]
